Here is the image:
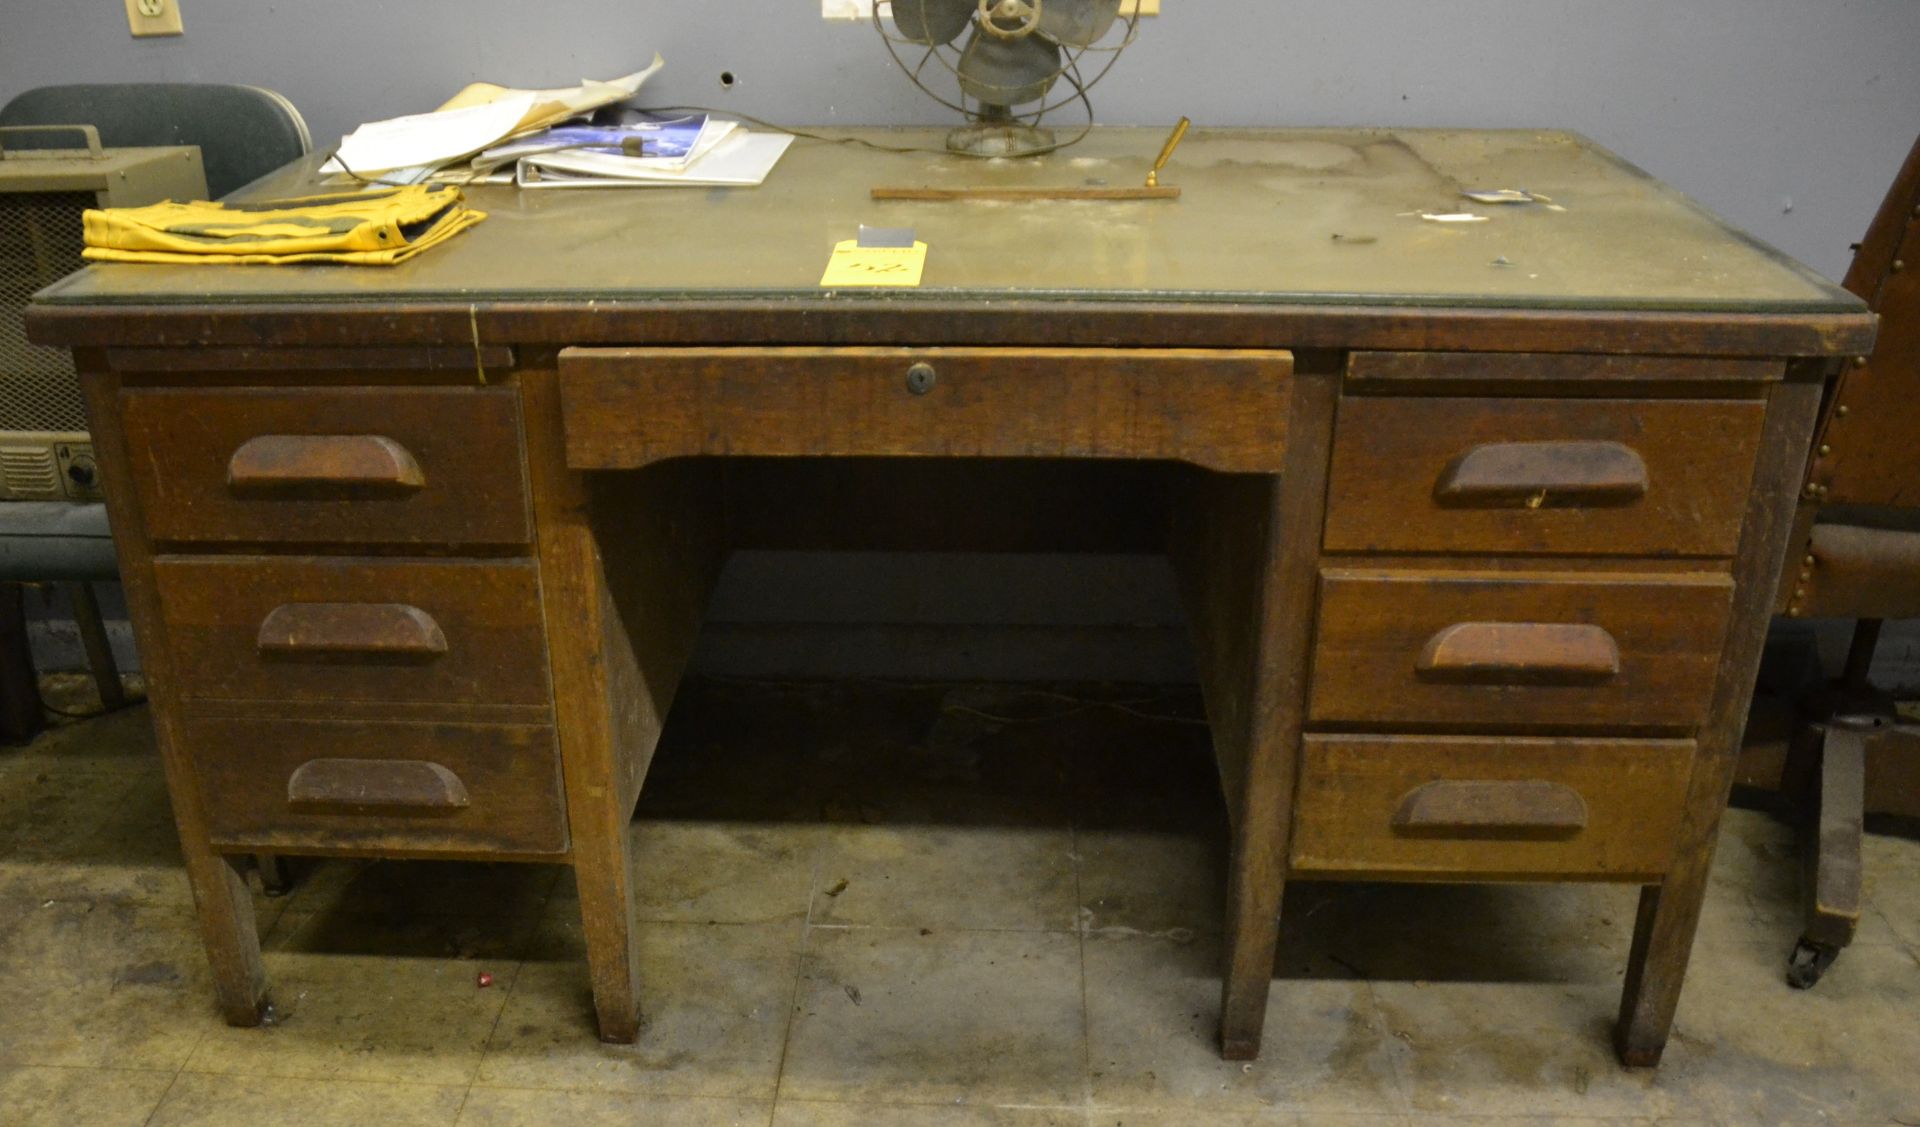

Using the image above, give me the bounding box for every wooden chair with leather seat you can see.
[1774,132,1920,987]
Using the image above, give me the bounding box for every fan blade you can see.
[890,0,973,45]
[956,25,1062,107]
[1037,0,1121,46]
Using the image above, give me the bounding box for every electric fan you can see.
[877,0,1138,157]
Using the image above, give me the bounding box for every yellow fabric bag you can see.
[82,184,485,266]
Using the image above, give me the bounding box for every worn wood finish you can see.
[24,299,1878,359]
[152,556,549,707]
[286,758,471,812]
[185,713,566,854]
[523,364,726,1043]
[1309,567,1735,732]
[1615,373,1824,1066]
[106,345,516,373]
[121,385,532,547]
[30,130,1872,1066]
[1324,396,1765,557]
[1291,735,1693,880]
[559,347,1293,474]
[76,357,269,1026]
[1416,622,1621,685]
[1434,441,1648,507]
[226,434,426,496]
[1391,779,1589,837]
[1168,368,1337,1061]
[1347,351,1784,386]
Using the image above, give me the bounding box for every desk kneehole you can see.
[556,347,1294,473]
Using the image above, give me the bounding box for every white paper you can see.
[322,93,538,175]
[519,132,795,189]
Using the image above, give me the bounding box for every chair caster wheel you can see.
[1787,938,1838,989]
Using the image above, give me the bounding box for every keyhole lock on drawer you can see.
[905,362,938,395]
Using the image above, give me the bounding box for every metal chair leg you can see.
[1789,722,1868,988]
[0,582,45,742]
[66,581,126,711]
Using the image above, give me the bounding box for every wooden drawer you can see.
[186,714,567,855]
[121,385,531,547]
[1309,567,1735,731]
[558,347,1293,473]
[1323,396,1764,556]
[1289,735,1694,880]
[153,557,549,708]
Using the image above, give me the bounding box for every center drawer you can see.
[558,347,1293,473]
[152,556,550,708]
[1309,566,1735,732]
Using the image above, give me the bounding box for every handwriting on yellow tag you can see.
[820,239,927,287]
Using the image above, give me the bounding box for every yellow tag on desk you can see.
[820,239,927,287]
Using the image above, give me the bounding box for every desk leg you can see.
[1174,371,1338,1061]
[75,362,268,1025]
[1615,375,1822,1066]
[523,370,723,1044]
[185,844,271,1025]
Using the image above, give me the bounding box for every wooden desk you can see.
[26,128,1875,1067]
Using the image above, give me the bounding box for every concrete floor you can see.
[1,676,1917,1127]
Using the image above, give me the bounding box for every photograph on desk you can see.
[3,2,1920,1124]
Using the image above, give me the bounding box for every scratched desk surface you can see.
[37,127,1854,313]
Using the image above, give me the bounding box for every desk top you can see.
[38,128,1858,316]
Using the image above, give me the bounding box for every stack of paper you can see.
[510,126,794,190]
[320,57,669,182]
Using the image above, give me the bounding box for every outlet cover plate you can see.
[125,0,185,37]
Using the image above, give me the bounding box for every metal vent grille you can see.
[0,445,60,497]
[0,191,90,433]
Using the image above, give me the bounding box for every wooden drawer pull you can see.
[286,758,470,813]
[227,435,425,497]
[1416,622,1620,685]
[257,602,448,661]
[1435,441,1648,508]
[1392,779,1588,838]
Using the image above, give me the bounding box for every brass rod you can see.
[1145,116,1192,188]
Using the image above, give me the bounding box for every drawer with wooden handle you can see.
[1322,396,1765,556]
[1289,735,1695,880]
[120,385,531,547]
[1309,566,1735,731]
[184,714,567,855]
[152,557,549,707]
[558,347,1294,473]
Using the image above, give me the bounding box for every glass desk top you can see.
[36,128,1859,314]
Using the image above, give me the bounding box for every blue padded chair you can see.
[0,84,309,741]
[0,82,310,198]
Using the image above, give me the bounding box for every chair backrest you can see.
[1804,134,1920,511]
[0,83,309,199]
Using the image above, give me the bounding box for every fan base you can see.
[946,121,1056,157]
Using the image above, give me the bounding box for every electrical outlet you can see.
[125,0,184,37]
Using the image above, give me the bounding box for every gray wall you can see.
[7,1,1918,279]
[7,2,1920,683]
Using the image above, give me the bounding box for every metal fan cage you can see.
[871,0,1140,144]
